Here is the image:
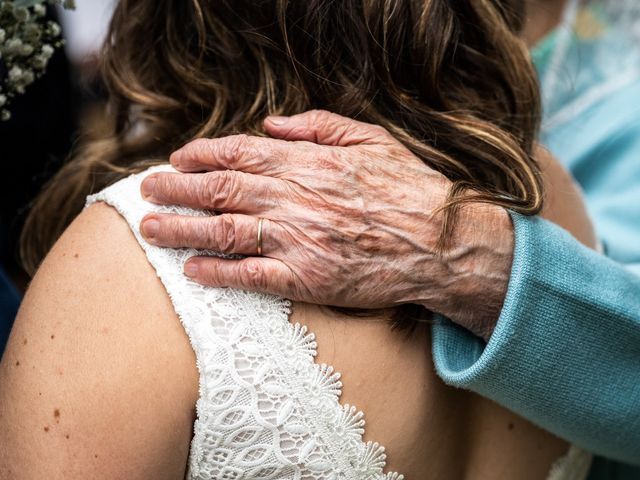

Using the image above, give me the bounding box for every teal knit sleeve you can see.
[432,213,640,466]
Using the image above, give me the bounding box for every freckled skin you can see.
[0,198,586,479]
[1,103,596,478]
[0,204,199,479]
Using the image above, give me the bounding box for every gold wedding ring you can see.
[256,217,264,256]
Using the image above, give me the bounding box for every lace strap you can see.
[86,165,403,480]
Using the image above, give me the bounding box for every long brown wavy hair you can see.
[22,0,542,317]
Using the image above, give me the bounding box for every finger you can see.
[140,213,278,256]
[264,109,396,147]
[170,134,298,175]
[183,255,303,300]
[141,170,280,212]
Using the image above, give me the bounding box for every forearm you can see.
[433,213,640,464]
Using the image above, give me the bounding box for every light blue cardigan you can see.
[431,10,640,475]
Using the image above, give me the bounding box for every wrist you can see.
[429,203,515,340]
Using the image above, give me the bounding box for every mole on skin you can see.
[54,409,61,420]
[44,426,49,433]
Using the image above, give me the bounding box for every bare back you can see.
[0,153,594,479]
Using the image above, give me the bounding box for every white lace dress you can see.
[86,166,592,480]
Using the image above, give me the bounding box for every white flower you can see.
[0,0,73,121]
[8,66,35,94]
[41,44,54,59]
[31,54,48,70]
[33,4,46,17]
[19,43,34,57]
[49,22,61,37]
[8,66,23,83]
[23,23,42,43]
[5,38,23,56]
[13,7,30,23]
[21,70,34,86]
[0,2,14,14]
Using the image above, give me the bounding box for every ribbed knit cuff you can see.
[431,211,534,386]
[431,212,640,463]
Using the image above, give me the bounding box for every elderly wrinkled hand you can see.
[139,110,513,337]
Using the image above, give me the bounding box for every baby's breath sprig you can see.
[0,0,75,121]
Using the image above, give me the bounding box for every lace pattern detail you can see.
[86,165,403,480]
[87,165,591,480]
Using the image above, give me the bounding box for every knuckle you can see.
[239,261,264,289]
[284,273,300,297]
[200,171,236,208]
[213,214,237,252]
[226,134,251,167]
[310,109,334,130]
[216,170,237,201]
[371,124,391,138]
[309,109,331,122]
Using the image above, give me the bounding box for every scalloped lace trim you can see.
[87,165,403,480]
[86,165,591,480]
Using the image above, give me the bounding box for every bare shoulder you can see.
[0,202,198,480]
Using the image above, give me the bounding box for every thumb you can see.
[264,109,394,147]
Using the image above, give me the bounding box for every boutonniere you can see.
[0,0,75,121]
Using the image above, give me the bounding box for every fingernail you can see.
[141,176,157,199]
[267,116,288,126]
[141,219,160,239]
[169,150,181,168]
[184,261,199,278]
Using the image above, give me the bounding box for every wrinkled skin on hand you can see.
[140,110,514,339]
